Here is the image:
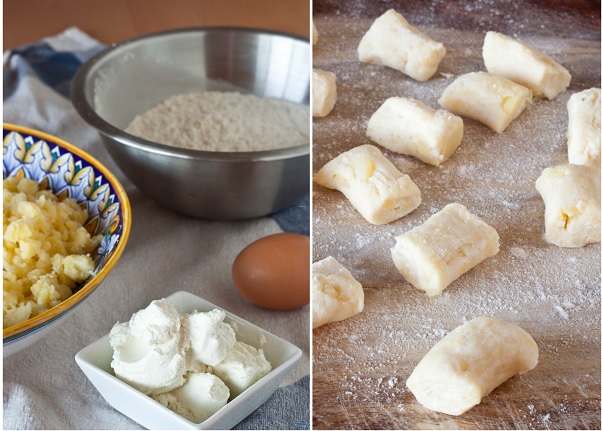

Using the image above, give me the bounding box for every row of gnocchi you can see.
[311,9,600,416]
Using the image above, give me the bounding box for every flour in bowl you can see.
[125,91,309,152]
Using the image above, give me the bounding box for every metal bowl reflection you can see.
[72,27,310,220]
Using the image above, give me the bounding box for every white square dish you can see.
[75,291,302,430]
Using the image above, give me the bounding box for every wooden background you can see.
[312,0,601,429]
[3,0,310,49]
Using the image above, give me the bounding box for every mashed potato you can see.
[3,177,101,328]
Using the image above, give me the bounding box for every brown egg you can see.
[232,232,310,310]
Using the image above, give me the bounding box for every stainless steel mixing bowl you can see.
[72,27,310,220]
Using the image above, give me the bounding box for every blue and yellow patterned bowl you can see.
[3,123,131,357]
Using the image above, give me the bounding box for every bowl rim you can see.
[71,26,310,163]
[2,123,132,340]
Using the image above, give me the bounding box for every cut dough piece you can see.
[312,256,364,329]
[357,9,446,81]
[312,68,337,117]
[391,203,499,296]
[438,72,532,133]
[312,22,319,45]
[567,88,601,168]
[366,97,464,166]
[313,144,421,225]
[535,164,601,248]
[406,316,539,416]
[483,31,571,100]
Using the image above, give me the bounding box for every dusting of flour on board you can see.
[312,14,600,431]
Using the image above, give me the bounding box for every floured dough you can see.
[567,88,601,168]
[312,22,319,45]
[391,203,499,296]
[406,316,539,416]
[439,72,532,133]
[312,256,364,329]
[313,144,421,225]
[312,68,337,117]
[535,164,601,248]
[483,31,571,100]
[357,9,446,81]
[366,97,464,166]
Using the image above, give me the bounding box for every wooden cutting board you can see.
[312,1,601,429]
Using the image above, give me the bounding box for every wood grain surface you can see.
[312,1,601,429]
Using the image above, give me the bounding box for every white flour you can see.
[125,91,309,152]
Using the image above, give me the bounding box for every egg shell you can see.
[232,233,310,310]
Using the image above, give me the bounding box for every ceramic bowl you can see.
[71,27,310,220]
[75,291,302,429]
[3,123,131,358]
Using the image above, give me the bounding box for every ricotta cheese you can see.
[109,299,273,423]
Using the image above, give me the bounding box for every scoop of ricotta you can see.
[212,341,272,399]
[186,309,236,368]
[110,300,187,395]
[153,372,230,423]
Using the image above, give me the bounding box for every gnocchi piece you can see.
[312,256,364,329]
[312,22,319,45]
[313,144,421,225]
[366,97,464,166]
[357,9,446,81]
[535,164,601,248]
[483,31,571,100]
[567,88,601,168]
[407,316,539,416]
[391,203,499,296]
[312,68,337,117]
[438,72,532,133]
